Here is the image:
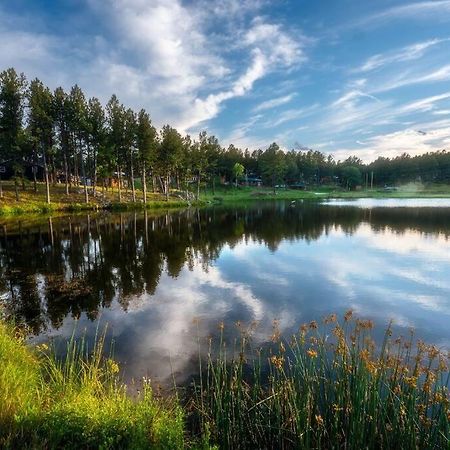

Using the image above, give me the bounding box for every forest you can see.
[1,67,450,204]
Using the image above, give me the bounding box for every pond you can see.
[1,200,450,384]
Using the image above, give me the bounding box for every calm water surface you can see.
[1,200,449,383]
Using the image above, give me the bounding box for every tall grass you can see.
[192,313,449,449]
[0,321,184,449]
[1,313,449,449]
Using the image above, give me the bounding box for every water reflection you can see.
[1,202,449,382]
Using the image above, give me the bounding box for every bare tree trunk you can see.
[64,153,69,195]
[165,174,169,201]
[196,173,200,201]
[32,148,38,192]
[117,165,122,202]
[142,161,147,204]
[130,154,136,203]
[14,175,19,201]
[80,144,89,204]
[93,152,97,197]
[0,175,3,198]
[43,150,51,204]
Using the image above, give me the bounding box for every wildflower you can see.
[315,414,324,426]
[404,376,417,389]
[307,349,318,358]
[37,343,49,352]
[323,313,337,324]
[218,321,224,331]
[332,403,343,412]
[106,358,120,374]
[309,320,318,330]
[344,310,353,322]
[270,355,284,370]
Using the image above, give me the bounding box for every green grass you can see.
[0,181,194,216]
[202,182,450,204]
[2,180,450,216]
[192,315,449,449]
[0,321,185,449]
[1,313,449,449]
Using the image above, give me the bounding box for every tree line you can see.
[0,67,449,203]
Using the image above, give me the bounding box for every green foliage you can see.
[341,165,363,189]
[259,142,287,187]
[0,68,27,170]
[232,162,245,186]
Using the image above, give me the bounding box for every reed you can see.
[192,313,449,449]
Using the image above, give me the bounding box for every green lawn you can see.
[203,182,450,203]
[0,181,192,216]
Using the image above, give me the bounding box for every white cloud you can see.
[362,1,450,26]
[332,125,450,162]
[253,93,296,112]
[397,92,450,114]
[355,39,449,73]
[372,64,450,93]
[0,1,306,134]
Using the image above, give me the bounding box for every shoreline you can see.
[2,183,450,217]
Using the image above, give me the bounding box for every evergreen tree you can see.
[28,78,54,203]
[0,68,27,200]
[136,109,157,203]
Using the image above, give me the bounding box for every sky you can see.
[1,0,450,162]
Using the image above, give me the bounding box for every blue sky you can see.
[1,0,450,161]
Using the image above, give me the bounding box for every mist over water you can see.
[1,200,449,383]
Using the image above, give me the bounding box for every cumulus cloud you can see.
[0,1,305,134]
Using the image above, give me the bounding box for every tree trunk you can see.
[80,148,89,204]
[0,175,3,198]
[32,148,38,192]
[64,153,69,195]
[130,155,136,203]
[43,151,51,204]
[165,174,169,201]
[117,165,122,202]
[93,152,97,197]
[14,173,20,201]
[142,162,147,204]
[196,173,200,201]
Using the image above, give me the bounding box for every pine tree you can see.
[0,68,27,200]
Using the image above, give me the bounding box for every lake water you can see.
[1,199,450,383]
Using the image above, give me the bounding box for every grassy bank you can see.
[204,183,450,204]
[0,321,184,449]
[1,314,448,449]
[0,181,194,216]
[2,181,450,216]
